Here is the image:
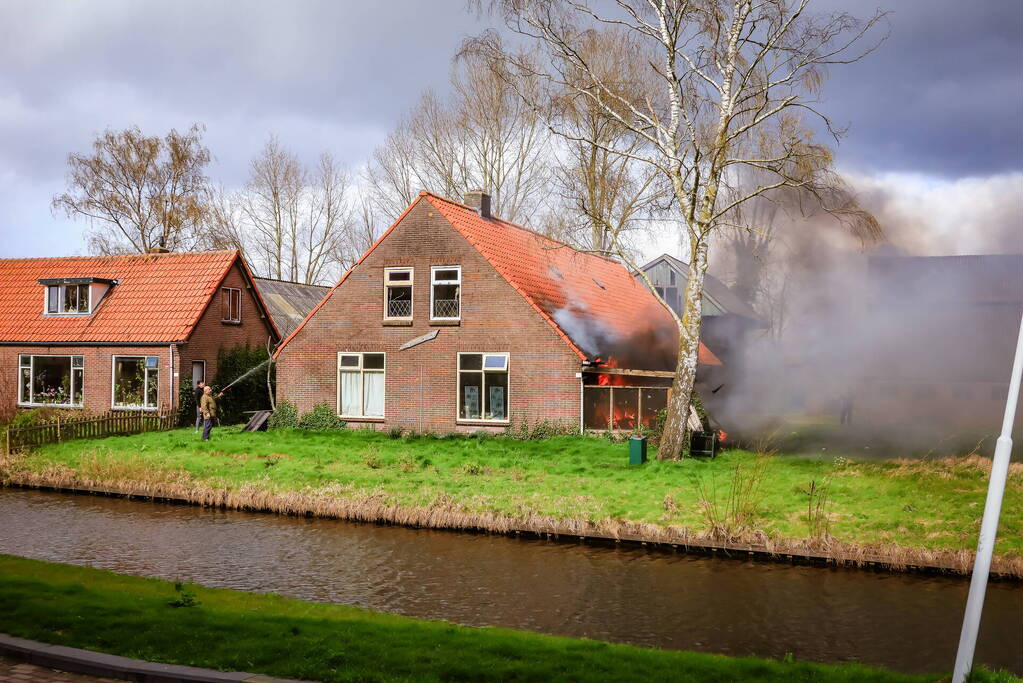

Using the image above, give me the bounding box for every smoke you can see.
[705,171,1023,455]
[552,304,678,371]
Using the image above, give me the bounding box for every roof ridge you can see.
[0,249,238,263]
[421,192,620,265]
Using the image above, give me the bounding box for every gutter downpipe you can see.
[951,311,1023,682]
[168,344,176,416]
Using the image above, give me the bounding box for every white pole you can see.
[952,312,1023,682]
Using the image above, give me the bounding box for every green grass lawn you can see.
[5,426,1022,558]
[0,554,1012,682]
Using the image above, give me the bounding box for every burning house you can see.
[274,191,720,435]
[637,254,765,421]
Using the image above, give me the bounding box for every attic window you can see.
[592,278,606,290]
[222,288,242,323]
[45,284,89,315]
[431,266,461,320]
[384,267,413,320]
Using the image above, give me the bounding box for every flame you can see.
[717,429,727,442]
[595,357,629,387]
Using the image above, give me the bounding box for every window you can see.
[221,287,242,323]
[18,355,84,407]
[337,352,385,418]
[45,284,90,315]
[458,353,508,422]
[384,267,413,320]
[112,356,160,409]
[431,266,461,320]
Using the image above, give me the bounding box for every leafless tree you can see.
[231,138,359,285]
[472,0,886,458]
[363,51,551,231]
[53,124,212,254]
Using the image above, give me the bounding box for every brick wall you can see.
[1,262,277,418]
[276,201,582,432]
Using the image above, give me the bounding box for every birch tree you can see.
[472,0,885,458]
[53,124,211,254]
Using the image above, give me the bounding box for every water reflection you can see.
[0,489,1018,674]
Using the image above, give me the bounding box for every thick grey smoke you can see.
[705,172,1023,456]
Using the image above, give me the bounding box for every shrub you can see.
[298,403,346,431]
[211,343,273,425]
[268,401,299,430]
[8,407,68,429]
[507,419,573,441]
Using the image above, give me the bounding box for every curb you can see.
[0,633,312,683]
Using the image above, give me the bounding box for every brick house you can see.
[274,191,719,433]
[0,250,278,416]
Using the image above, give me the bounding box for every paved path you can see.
[0,655,119,682]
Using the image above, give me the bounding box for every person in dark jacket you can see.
[194,381,205,432]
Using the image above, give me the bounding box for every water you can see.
[1,488,1020,675]
[219,358,270,391]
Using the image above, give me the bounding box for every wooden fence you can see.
[4,411,177,455]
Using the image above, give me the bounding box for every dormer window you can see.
[39,277,114,316]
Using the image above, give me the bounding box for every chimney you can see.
[463,190,491,219]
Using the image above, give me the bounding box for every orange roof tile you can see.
[425,194,719,368]
[0,250,248,344]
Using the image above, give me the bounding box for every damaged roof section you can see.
[253,277,330,339]
[425,193,720,369]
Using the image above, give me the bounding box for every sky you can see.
[1,0,1021,262]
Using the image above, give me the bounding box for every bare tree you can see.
[53,124,211,254]
[230,138,359,285]
[363,50,551,231]
[549,28,663,252]
[473,0,886,458]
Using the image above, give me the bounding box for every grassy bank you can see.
[3,427,1022,574]
[0,554,1012,682]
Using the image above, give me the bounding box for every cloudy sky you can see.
[1,1,1021,261]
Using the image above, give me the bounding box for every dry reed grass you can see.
[4,460,1021,579]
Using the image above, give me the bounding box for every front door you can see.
[192,361,205,387]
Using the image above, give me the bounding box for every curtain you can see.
[364,371,385,417]
[340,371,362,416]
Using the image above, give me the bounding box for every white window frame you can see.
[336,352,386,419]
[383,267,414,321]
[456,352,509,423]
[111,355,160,411]
[17,354,85,408]
[430,266,461,321]
[191,360,206,387]
[221,287,242,323]
[43,284,91,316]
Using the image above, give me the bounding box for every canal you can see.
[0,488,1019,675]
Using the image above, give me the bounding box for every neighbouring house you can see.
[274,190,720,435]
[253,277,330,338]
[0,250,279,417]
[637,254,766,418]
[854,253,1023,438]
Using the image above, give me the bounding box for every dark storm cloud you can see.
[813,0,1023,176]
[0,1,1020,258]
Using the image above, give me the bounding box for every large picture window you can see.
[458,353,508,422]
[338,352,385,418]
[112,356,160,410]
[18,354,84,407]
[431,266,461,320]
[384,267,413,320]
[45,284,89,315]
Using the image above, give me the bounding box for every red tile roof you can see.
[425,194,719,367]
[276,192,719,368]
[0,250,265,344]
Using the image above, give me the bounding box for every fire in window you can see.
[384,267,413,319]
[431,266,461,320]
[459,353,508,421]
